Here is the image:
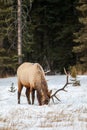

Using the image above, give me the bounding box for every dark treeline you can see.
[0,0,87,77]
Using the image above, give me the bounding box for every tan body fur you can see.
[17,62,51,105]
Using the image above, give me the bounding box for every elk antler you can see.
[51,68,72,103]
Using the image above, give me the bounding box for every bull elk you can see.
[17,62,71,105]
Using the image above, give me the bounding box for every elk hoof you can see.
[18,100,20,104]
[28,101,31,104]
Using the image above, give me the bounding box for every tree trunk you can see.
[17,0,22,64]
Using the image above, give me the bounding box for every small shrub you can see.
[70,66,80,86]
[70,66,77,79]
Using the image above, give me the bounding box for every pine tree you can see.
[29,0,78,72]
[73,0,87,73]
[0,0,17,77]
[21,0,34,62]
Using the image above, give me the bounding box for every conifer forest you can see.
[0,0,87,77]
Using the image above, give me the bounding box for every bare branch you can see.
[44,70,51,74]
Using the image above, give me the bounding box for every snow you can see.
[0,75,87,130]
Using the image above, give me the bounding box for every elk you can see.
[17,62,52,105]
[17,62,71,105]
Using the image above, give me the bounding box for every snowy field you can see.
[0,75,87,130]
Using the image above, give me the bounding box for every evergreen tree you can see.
[0,0,82,76]
[73,0,87,73]
[21,0,34,62]
[0,0,34,77]
[29,0,77,72]
[0,0,17,77]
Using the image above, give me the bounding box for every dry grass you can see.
[0,106,87,130]
[37,108,87,129]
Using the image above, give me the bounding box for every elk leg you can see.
[18,81,23,104]
[37,90,42,105]
[26,88,31,104]
[32,89,35,104]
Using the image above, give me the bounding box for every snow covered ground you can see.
[0,75,87,130]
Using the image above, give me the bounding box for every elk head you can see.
[42,90,52,105]
[39,79,52,105]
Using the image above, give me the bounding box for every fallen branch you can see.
[44,70,51,74]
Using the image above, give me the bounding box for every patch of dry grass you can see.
[0,106,87,130]
[37,108,87,129]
